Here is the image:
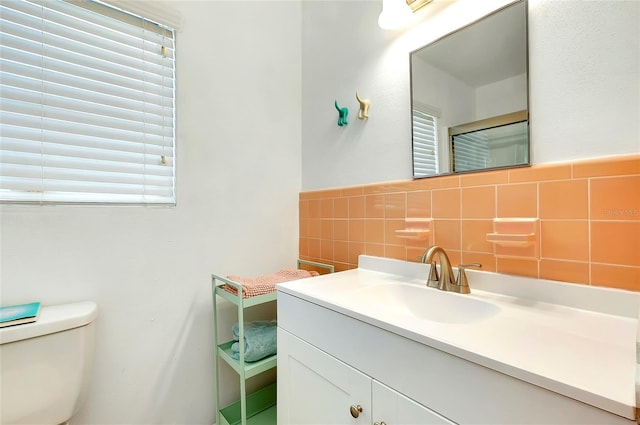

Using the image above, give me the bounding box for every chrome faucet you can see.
[420,246,481,294]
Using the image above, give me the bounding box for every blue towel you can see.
[231,321,277,362]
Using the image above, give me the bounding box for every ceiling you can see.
[413,1,527,88]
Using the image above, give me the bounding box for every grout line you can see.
[536,181,541,278]
[587,177,592,286]
[458,187,463,262]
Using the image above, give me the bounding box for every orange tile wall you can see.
[299,154,640,291]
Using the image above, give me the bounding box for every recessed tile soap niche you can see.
[395,218,432,243]
[486,218,539,259]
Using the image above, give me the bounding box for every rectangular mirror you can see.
[411,0,529,177]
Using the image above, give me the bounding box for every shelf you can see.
[214,281,277,308]
[395,229,430,240]
[218,383,277,425]
[486,232,536,246]
[486,218,539,259]
[395,218,432,242]
[298,259,335,274]
[218,341,278,379]
[212,261,331,425]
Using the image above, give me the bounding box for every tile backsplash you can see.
[299,154,640,291]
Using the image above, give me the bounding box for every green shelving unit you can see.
[212,274,277,425]
[216,341,278,379]
[211,260,333,425]
[218,383,277,425]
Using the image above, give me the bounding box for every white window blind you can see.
[452,132,490,172]
[0,0,176,205]
[412,109,439,177]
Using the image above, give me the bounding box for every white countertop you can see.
[278,256,639,420]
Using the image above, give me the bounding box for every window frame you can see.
[0,0,177,206]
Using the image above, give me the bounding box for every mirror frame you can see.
[410,0,530,178]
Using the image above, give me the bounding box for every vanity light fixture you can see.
[406,0,434,13]
[378,0,412,30]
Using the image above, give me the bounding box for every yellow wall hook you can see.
[356,92,370,120]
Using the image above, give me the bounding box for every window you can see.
[412,108,439,177]
[451,131,491,172]
[0,0,176,204]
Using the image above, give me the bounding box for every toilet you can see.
[0,301,98,425]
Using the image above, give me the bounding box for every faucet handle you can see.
[456,263,482,289]
[458,262,482,269]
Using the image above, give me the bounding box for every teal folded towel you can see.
[231,321,277,362]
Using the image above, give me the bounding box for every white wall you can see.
[412,56,475,149]
[0,1,301,424]
[301,0,640,191]
[475,73,528,120]
[529,0,639,164]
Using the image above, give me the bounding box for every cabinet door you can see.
[372,380,456,425]
[278,328,372,425]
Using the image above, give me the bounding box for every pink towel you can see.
[225,268,320,298]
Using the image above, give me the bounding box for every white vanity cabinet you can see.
[373,381,454,425]
[276,288,634,425]
[277,327,371,425]
[278,327,453,425]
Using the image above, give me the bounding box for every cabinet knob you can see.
[349,404,363,418]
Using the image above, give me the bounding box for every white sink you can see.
[354,282,501,324]
[277,255,639,421]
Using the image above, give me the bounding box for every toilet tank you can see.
[0,301,98,425]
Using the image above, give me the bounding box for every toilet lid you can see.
[0,301,97,344]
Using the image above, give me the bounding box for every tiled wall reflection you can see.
[299,154,640,291]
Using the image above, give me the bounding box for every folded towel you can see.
[231,321,277,362]
[225,268,319,298]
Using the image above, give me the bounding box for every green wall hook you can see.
[335,100,349,126]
